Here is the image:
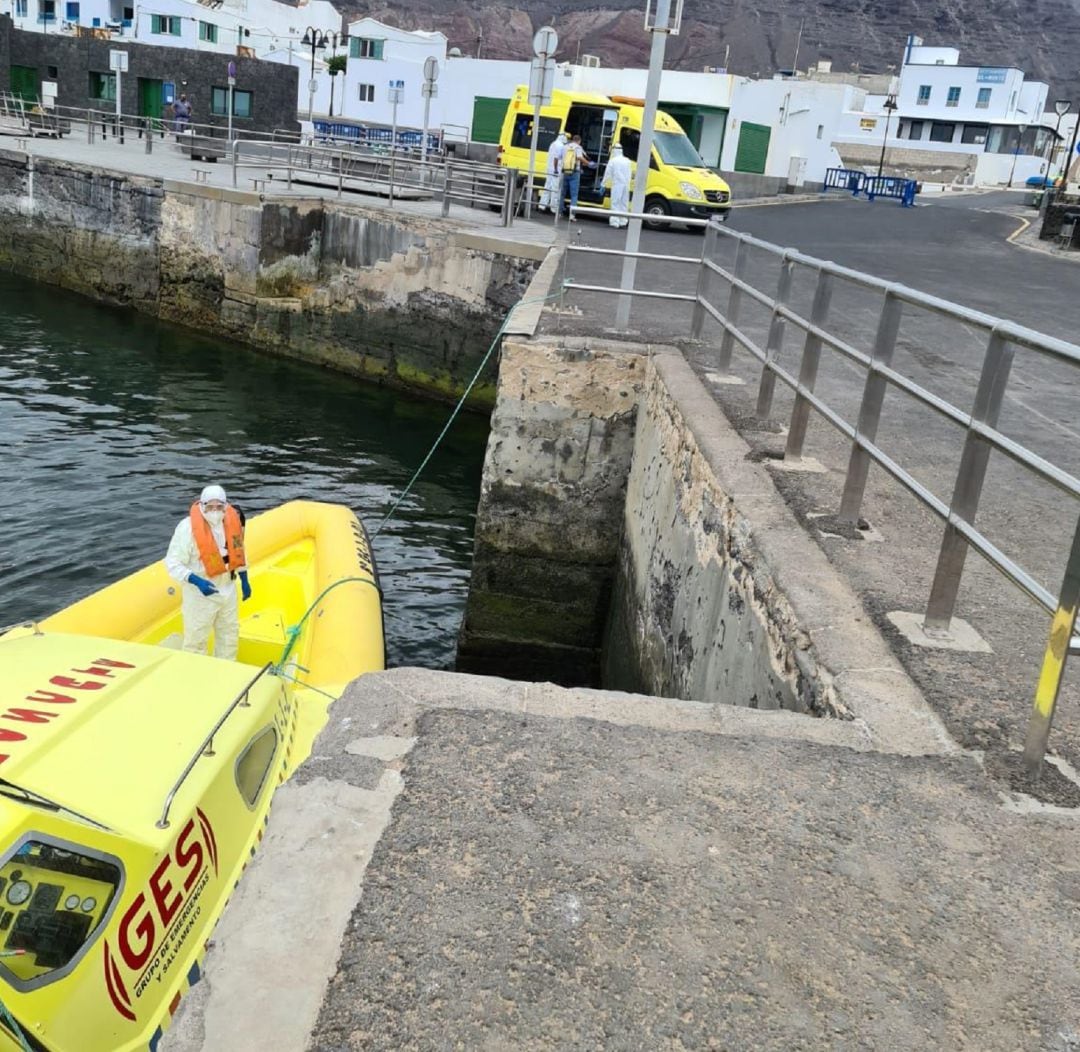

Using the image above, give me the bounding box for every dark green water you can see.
[0,272,490,668]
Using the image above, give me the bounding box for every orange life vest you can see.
[189,503,245,578]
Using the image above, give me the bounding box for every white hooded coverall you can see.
[165,491,243,660]
[539,134,567,212]
[602,146,633,227]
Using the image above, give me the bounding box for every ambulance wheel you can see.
[643,196,671,229]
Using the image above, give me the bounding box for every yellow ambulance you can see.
[497,85,732,227]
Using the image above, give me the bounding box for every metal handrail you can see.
[560,210,1080,776]
[155,662,274,829]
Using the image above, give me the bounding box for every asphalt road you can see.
[545,190,1080,780]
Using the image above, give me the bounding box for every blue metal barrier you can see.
[313,119,441,153]
[824,167,865,196]
[865,175,917,207]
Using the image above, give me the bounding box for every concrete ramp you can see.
[165,668,1080,1052]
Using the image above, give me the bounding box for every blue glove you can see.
[188,573,218,597]
[239,570,252,602]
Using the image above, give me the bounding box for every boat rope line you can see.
[274,574,379,673]
[273,289,562,678]
[0,993,33,1052]
[274,669,340,703]
[370,288,565,540]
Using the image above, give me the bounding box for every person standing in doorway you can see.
[560,134,592,221]
[173,93,192,133]
[165,484,251,660]
[538,131,566,213]
[602,143,632,227]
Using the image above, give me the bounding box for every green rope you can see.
[273,289,563,675]
[276,669,340,703]
[275,574,378,672]
[371,289,565,540]
[0,991,32,1052]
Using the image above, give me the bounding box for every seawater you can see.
[0,271,489,668]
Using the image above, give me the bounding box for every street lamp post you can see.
[1007,122,1029,188]
[876,93,898,178]
[302,27,327,123]
[1047,100,1071,178]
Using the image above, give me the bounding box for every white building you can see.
[5,0,342,67]
[309,19,853,185]
[834,35,1058,185]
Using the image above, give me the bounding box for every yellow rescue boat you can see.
[0,500,383,1051]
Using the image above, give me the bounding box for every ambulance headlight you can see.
[679,182,704,200]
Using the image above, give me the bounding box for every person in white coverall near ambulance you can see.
[602,143,632,227]
[165,484,252,660]
[538,131,567,213]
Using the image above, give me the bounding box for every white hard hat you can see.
[200,484,227,505]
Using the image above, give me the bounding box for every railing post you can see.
[388,149,395,207]
[923,328,1014,634]
[144,117,152,154]
[838,288,903,522]
[338,149,344,199]
[441,163,452,217]
[717,237,749,373]
[502,169,514,227]
[86,107,93,143]
[756,252,796,419]
[690,218,720,340]
[287,145,293,190]
[1023,514,1080,777]
[231,139,238,188]
[784,268,834,461]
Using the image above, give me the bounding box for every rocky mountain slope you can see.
[346,0,1080,101]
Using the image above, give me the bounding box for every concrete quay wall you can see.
[460,331,951,748]
[0,150,540,404]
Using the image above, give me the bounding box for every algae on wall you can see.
[0,151,539,407]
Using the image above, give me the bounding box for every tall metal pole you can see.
[525,29,557,221]
[1065,111,1080,186]
[615,0,672,329]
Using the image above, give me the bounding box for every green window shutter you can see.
[373,39,384,59]
[150,13,160,32]
[734,121,770,174]
[171,18,180,34]
[470,96,509,143]
[349,37,360,58]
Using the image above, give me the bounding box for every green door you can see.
[470,97,509,144]
[734,121,771,174]
[9,66,38,104]
[138,78,163,119]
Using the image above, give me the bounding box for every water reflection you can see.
[0,272,488,669]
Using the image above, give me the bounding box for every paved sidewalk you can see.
[167,667,1080,1052]
[2,130,558,250]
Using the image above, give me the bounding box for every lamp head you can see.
[1054,100,1071,118]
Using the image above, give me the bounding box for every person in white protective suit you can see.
[538,132,567,213]
[165,484,252,660]
[602,143,633,227]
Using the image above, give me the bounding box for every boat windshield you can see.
[0,838,122,990]
[653,130,707,168]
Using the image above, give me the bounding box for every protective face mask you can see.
[203,508,225,528]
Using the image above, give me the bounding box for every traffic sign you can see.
[532,26,558,57]
[109,49,128,72]
[423,56,439,82]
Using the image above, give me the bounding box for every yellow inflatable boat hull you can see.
[0,500,384,1052]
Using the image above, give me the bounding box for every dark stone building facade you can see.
[0,14,298,136]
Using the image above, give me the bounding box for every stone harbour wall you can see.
[457,336,647,685]
[461,332,910,720]
[0,150,540,404]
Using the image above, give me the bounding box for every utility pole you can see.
[615,0,682,329]
[876,93,897,177]
[790,18,804,75]
[421,56,439,167]
[525,26,557,219]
